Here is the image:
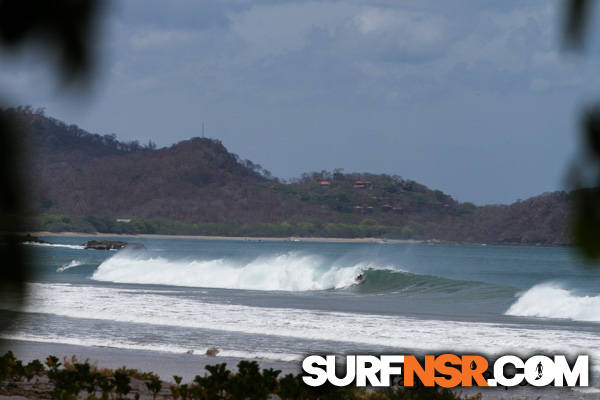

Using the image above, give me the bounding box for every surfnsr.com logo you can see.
[302,354,589,388]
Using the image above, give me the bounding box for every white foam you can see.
[506,283,600,322]
[24,242,85,250]
[216,350,301,362]
[91,252,383,291]
[56,260,83,272]
[9,283,600,373]
[0,333,301,363]
[575,387,600,394]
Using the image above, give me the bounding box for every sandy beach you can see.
[1,339,300,383]
[1,339,596,400]
[29,231,424,244]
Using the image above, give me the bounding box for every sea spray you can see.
[56,260,83,272]
[506,283,600,322]
[91,251,392,291]
[24,242,85,250]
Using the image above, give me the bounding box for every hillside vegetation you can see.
[7,107,571,245]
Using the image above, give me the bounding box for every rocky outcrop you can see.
[19,234,47,244]
[82,240,144,250]
[82,240,128,250]
[205,347,220,356]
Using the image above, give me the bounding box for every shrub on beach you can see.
[113,370,132,399]
[0,351,44,381]
[0,351,475,400]
[145,374,162,399]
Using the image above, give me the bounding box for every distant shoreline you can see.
[22,231,568,247]
[28,231,424,244]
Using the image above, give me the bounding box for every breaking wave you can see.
[91,251,487,293]
[56,260,83,272]
[506,283,600,323]
[92,252,387,291]
[24,242,84,250]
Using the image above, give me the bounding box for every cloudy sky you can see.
[2,0,600,204]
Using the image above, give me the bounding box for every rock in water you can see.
[82,240,128,250]
[18,234,48,244]
[82,240,146,250]
[205,348,219,356]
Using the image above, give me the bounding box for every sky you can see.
[2,0,600,204]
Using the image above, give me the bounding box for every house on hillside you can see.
[353,180,372,189]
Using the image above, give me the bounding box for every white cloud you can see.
[356,7,447,46]
[129,29,200,51]
[356,8,396,34]
[227,2,354,61]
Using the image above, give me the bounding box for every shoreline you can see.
[1,339,594,399]
[28,231,424,244]
[25,231,568,247]
[1,339,300,383]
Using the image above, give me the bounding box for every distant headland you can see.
[5,106,572,246]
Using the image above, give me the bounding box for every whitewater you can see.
[4,236,600,387]
[91,251,379,291]
[9,282,600,358]
[90,250,600,323]
[507,283,600,323]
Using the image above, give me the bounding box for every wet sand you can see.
[1,339,596,399]
[1,339,300,383]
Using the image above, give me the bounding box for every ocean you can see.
[2,236,600,388]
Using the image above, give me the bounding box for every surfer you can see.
[535,361,543,380]
[57,265,66,272]
[355,273,364,282]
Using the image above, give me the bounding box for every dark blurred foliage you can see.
[564,0,590,48]
[0,0,102,83]
[0,0,102,334]
[565,0,600,260]
[0,113,27,316]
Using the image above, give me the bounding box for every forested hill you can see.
[8,107,572,245]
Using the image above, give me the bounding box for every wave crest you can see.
[506,283,600,322]
[92,252,387,291]
[24,242,84,250]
